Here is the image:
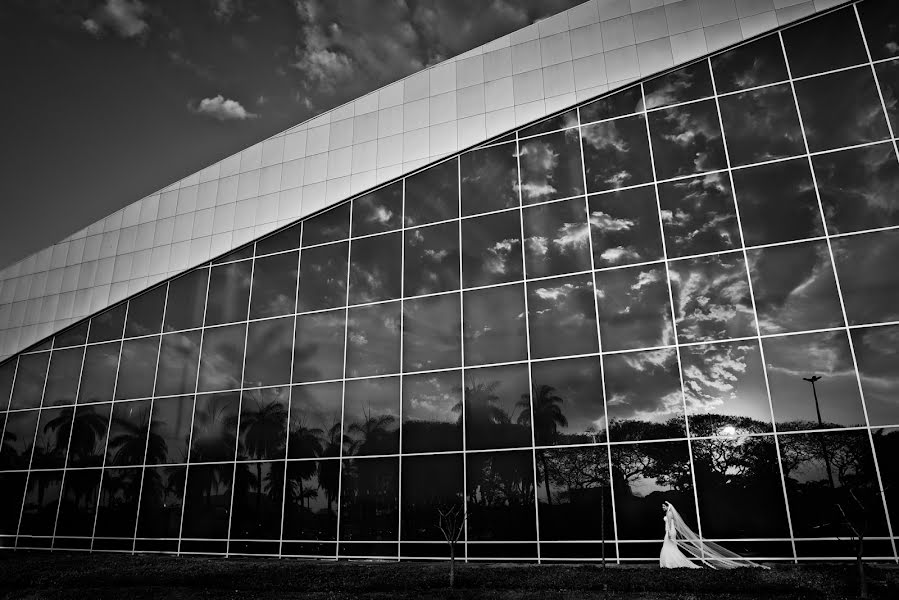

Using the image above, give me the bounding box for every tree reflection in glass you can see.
[588,185,663,268]
[146,396,192,465]
[231,460,284,540]
[343,376,399,456]
[466,449,536,541]
[238,386,288,461]
[55,468,101,538]
[288,382,342,461]
[594,263,673,352]
[522,197,591,278]
[517,129,584,204]
[136,465,185,539]
[181,463,234,539]
[0,410,38,470]
[339,456,399,541]
[67,403,110,467]
[94,467,141,538]
[31,407,73,469]
[189,392,239,463]
[527,274,598,359]
[530,357,605,445]
[401,371,462,453]
[105,399,151,467]
[871,427,899,530]
[19,470,62,536]
[464,363,531,451]
[284,459,337,541]
[536,445,613,541]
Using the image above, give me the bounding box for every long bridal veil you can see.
[664,502,769,569]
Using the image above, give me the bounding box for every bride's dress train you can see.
[659,502,768,569]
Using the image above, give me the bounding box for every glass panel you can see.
[517,129,584,204]
[136,465,186,538]
[9,351,48,410]
[581,114,653,192]
[853,324,899,427]
[579,85,642,123]
[858,0,899,60]
[747,240,843,335]
[94,467,141,537]
[668,252,755,343]
[711,34,788,93]
[404,221,460,296]
[189,392,240,463]
[88,303,126,343]
[658,172,740,258]
[77,342,120,404]
[465,450,536,541]
[401,370,462,453]
[832,229,899,325]
[54,321,88,349]
[343,376,400,456]
[181,463,234,538]
[154,330,201,397]
[527,273,598,359]
[164,268,209,332]
[301,203,350,247]
[205,260,252,325]
[42,347,84,407]
[463,284,527,366]
[116,336,159,400]
[283,459,338,540]
[346,302,401,378]
[256,222,301,256]
[19,470,62,536]
[643,61,713,109]
[520,108,578,138]
[289,382,342,459]
[594,263,673,352]
[461,210,523,288]
[522,197,591,278]
[872,427,899,530]
[875,59,899,135]
[197,323,246,393]
[352,181,403,236]
[765,331,866,431]
[55,468,101,537]
[238,386,288,460]
[67,403,110,468]
[231,460,284,540]
[0,360,15,411]
[530,356,605,445]
[31,407,73,469]
[105,399,151,466]
[0,472,27,535]
[147,395,193,465]
[782,7,867,77]
[0,410,38,470]
[297,241,348,312]
[648,99,725,180]
[250,251,298,319]
[348,232,402,304]
[402,294,461,372]
[213,244,254,265]
[125,285,166,338]
[339,456,399,541]
[718,83,804,167]
[401,454,464,540]
[588,185,663,268]
[464,363,531,451]
[404,158,459,227]
[604,348,686,442]
[460,142,519,216]
[244,317,294,388]
[293,309,346,383]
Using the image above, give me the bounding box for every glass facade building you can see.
[2,0,899,562]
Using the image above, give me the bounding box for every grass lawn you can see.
[1,553,898,599]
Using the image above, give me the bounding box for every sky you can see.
[0,0,585,269]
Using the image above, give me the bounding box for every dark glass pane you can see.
[718,83,804,166]
[0,410,38,470]
[238,387,288,460]
[530,356,604,445]
[589,185,663,267]
[155,330,201,397]
[94,467,141,538]
[352,182,402,236]
[293,309,345,383]
[256,222,301,256]
[832,229,899,325]
[296,241,348,312]
[401,370,462,453]
[348,232,402,304]
[464,363,531,451]
[711,34,788,93]
[692,435,790,538]
[0,360,15,411]
[668,252,755,343]
[648,99,725,180]
[55,468,101,537]
[595,263,673,352]
[67,403,110,467]
[466,450,536,541]
[9,351,48,410]
[289,382,342,460]
[164,268,209,332]
[0,472,27,535]
[527,273,598,359]
[404,158,459,226]
[147,395,193,465]
[19,470,62,536]
[782,7,867,77]
[116,336,159,400]
[536,445,613,540]
[231,460,284,539]
[181,463,233,538]
[77,342,120,404]
[404,221,460,296]
[250,251,298,318]
[125,285,166,338]
[579,85,643,123]
[581,114,653,192]
[401,454,464,540]
[658,172,739,257]
[343,376,400,456]
[197,323,246,393]
[105,399,151,466]
[244,317,293,388]
[339,456,398,541]
[748,240,843,335]
[301,203,350,247]
[402,294,461,372]
[872,427,899,531]
[205,260,252,325]
[213,243,254,265]
[190,392,239,463]
[520,108,578,138]
[31,407,73,469]
[859,0,899,60]
[461,211,523,287]
[611,440,695,540]
[643,61,713,109]
[522,197,591,278]
[463,284,527,366]
[813,143,899,235]
[875,59,899,132]
[88,303,126,343]
[853,325,899,427]
[346,302,400,378]
[731,158,823,246]
[43,347,83,407]
[54,321,88,348]
[460,142,519,216]
[604,348,686,442]
[765,331,865,431]
[794,67,889,152]
[136,465,185,538]
[518,129,584,204]
[283,459,338,540]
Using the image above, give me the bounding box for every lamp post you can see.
[803,375,836,489]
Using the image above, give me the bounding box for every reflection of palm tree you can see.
[42,408,74,460]
[69,409,109,464]
[241,399,287,509]
[318,422,342,513]
[109,412,151,466]
[347,403,396,455]
[454,380,510,426]
[518,384,567,505]
[191,399,238,462]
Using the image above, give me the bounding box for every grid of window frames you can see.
[2,0,899,562]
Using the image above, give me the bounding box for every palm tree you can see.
[347,403,396,455]
[68,409,109,465]
[518,384,567,505]
[108,411,151,466]
[240,399,287,511]
[318,421,343,514]
[41,407,74,464]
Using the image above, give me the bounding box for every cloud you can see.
[189,95,258,121]
[83,0,149,39]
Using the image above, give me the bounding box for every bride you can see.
[660,501,768,569]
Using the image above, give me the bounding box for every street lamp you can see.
[803,375,836,489]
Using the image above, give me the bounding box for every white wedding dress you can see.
[660,511,700,568]
[659,503,769,569]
